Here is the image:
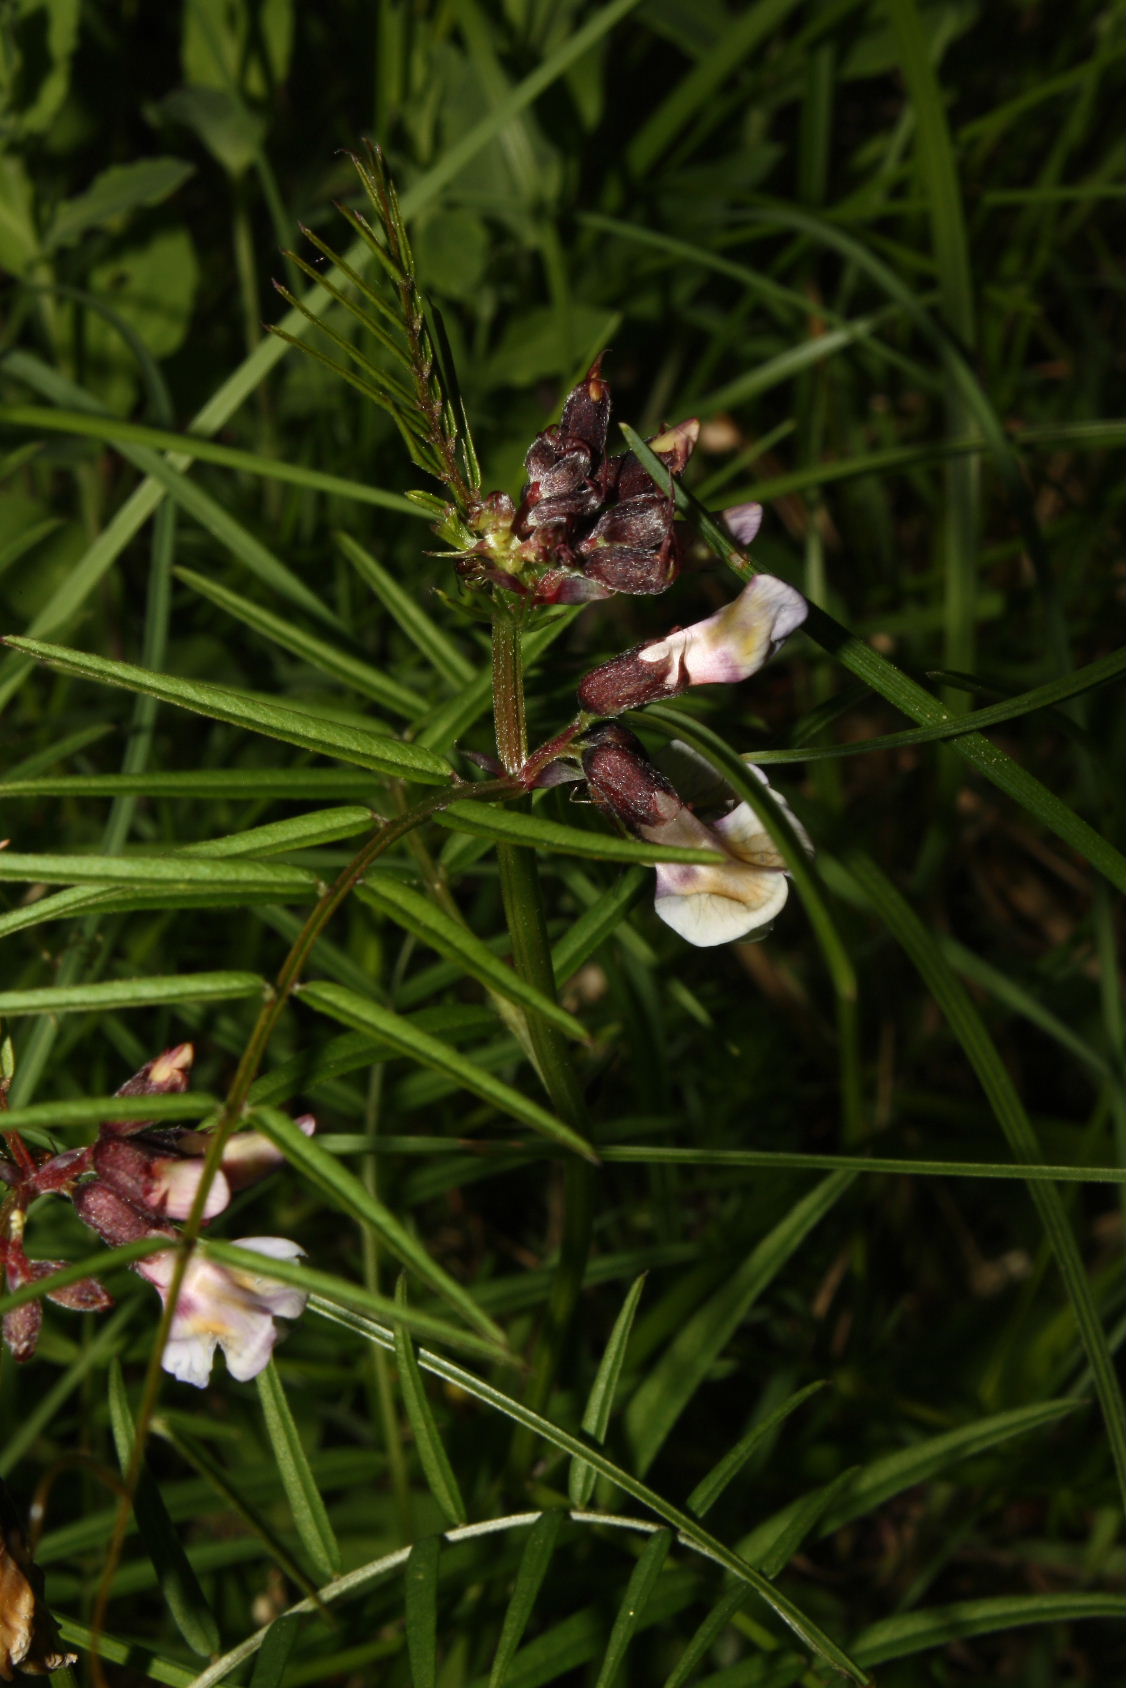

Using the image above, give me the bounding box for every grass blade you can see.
[404,1535,440,1688]
[175,565,427,718]
[569,1274,647,1508]
[255,1360,341,1584]
[245,1107,506,1346]
[0,851,315,897]
[335,533,475,688]
[436,799,725,865]
[394,1278,467,1527]
[839,850,1126,1506]
[852,1592,1125,1668]
[0,971,265,1016]
[357,871,588,1042]
[4,636,454,784]
[488,1510,565,1688]
[686,1382,828,1519]
[0,403,422,512]
[592,1528,672,1688]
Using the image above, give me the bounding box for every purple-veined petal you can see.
[722,501,763,546]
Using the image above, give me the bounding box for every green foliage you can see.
[0,2,1122,1686]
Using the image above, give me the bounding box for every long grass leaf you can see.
[839,854,1126,1502]
[687,1382,828,1519]
[748,647,1125,763]
[659,1582,752,1688]
[852,1592,1126,1668]
[335,533,475,688]
[0,770,376,800]
[435,800,725,866]
[627,0,802,174]
[569,1274,647,1508]
[0,352,341,632]
[4,637,453,783]
[243,1108,506,1346]
[593,1528,672,1688]
[255,1360,342,1583]
[0,404,421,513]
[404,1535,441,1688]
[357,871,587,1042]
[198,1294,871,1684]
[488,1510,565,1688]
[175,566,427,717]
[0,850,315,895]
[0,971,265,1016]
[393,1278,467,1526]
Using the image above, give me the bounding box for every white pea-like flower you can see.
[644,767,812,947]
[137,1238,308,1387]
[578,573,807,716]
[580,726,812,948]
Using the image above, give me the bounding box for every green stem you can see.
[491,611,597,1476]
[491,613,528,776]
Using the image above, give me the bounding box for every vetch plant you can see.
[281,151,813,950]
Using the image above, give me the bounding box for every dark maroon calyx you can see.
[581,541,680,595]
[580,723,683,831]
[578,643,681,716]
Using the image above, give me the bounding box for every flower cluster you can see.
[456,357,700,605]
[1,1044,311,1386]
[461,359,811,947]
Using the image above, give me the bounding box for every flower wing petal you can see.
[654,875,789,946]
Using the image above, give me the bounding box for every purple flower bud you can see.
[103,1042,195,1136]
[580,494,673,554]
[532,569,615,605]
[2,1298,41,1364]
[608,418,700,500]
[93,1135,232,1222]
[559,355,611,461]
[73,1179,176,1249]
[36,1264,114,1312]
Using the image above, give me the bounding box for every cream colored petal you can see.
[159,1162,231,1220]
[162,1330,219,1388]
[228,1237,308,1322]
[668,574,808,686]
[653,858,790,946]
[714,781,814,864]
[654,875,789,946]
